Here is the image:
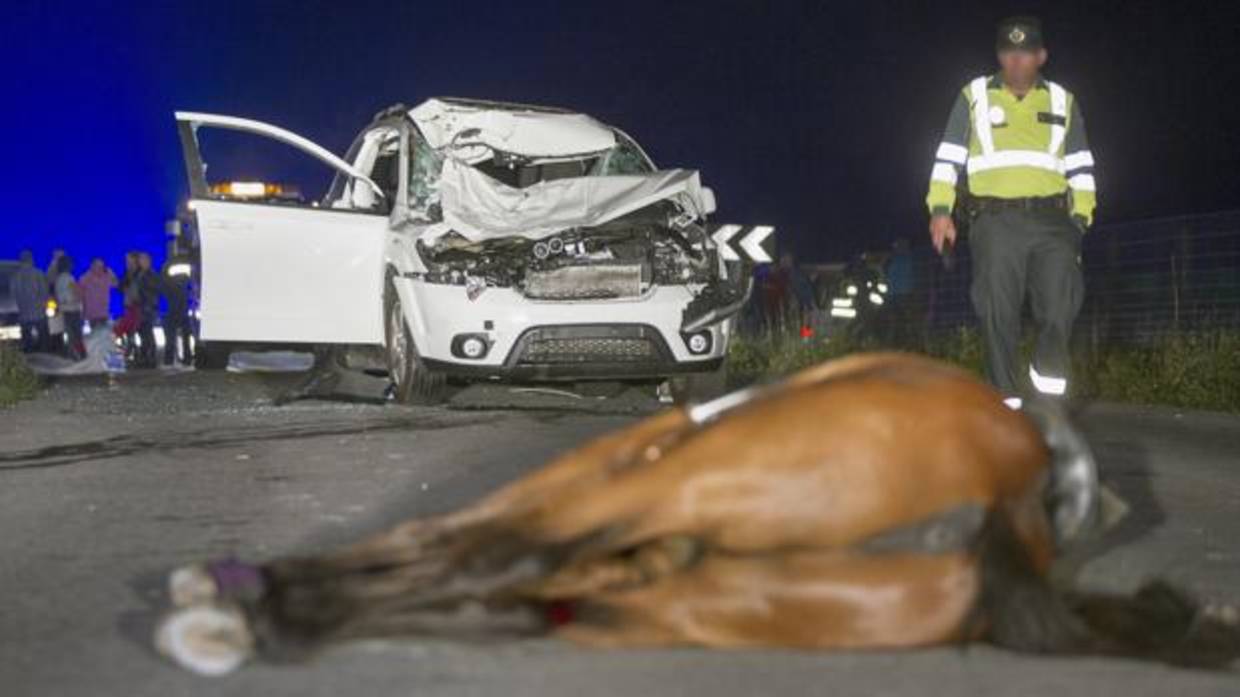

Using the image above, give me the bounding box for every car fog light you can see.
[462,337,486,358]
[846,285,858,296]
[451,333,491,360]
[684,331,713,355]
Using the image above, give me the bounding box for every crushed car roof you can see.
[409,98,617,161]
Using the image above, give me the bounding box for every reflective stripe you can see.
[970,77,995,155]
[1030,365,1067,395]
[967,150,1066,175]
[931,162,959,185]
[1048,81,1067,155]
[1068,173,1096,192]
[936,142,969,165]
[1064,150,1095,171]
[687,385,763,424]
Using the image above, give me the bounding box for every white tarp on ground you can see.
[431,164,706,242]
[24,329,125,375]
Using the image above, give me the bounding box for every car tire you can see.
[195,342,231,370]
[670,362,729,405]
[384,276,446,405]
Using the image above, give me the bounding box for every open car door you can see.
[176,112,389,345]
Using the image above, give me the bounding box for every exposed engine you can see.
[416,204,718,301]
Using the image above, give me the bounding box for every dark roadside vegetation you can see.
[728,327,1240,414]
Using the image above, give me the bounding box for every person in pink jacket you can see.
[78,257,118,330]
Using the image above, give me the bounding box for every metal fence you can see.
[912,209,1240,344]
[742,209,1240,347]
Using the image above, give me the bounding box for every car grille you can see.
[520,336,657,364]
[507,325,670,367]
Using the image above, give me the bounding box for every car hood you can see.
[409,98,711,243]
[426,162,707,242]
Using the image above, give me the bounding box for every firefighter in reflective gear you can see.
[926,16,1096,405]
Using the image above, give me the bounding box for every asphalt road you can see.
[2,369,1240,696]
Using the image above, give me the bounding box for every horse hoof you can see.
[169,565,218,607]
[155,604,254,676]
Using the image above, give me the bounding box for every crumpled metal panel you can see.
[523,264,643,300]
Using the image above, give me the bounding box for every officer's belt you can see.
[972,195,1068,214]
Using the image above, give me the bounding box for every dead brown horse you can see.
[155,353,1240,675]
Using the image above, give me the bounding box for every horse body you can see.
[156,353,1240,675]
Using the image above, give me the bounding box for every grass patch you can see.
[729,327,1240,414]
[0,342,40,408]
[1073,331,1240,413]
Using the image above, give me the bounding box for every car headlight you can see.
[869,292,885,306]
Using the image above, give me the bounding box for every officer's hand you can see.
[929,214,957,254]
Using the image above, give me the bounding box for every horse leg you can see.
[556,548,982,649]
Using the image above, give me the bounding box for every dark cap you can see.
[996,16,1044,52]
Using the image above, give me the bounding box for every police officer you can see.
[926,16,1096,406]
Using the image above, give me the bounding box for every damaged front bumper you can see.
[395,278,730,381]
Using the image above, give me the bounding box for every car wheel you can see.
[670,363,729,405]
[384,277,446,405]
[195,342,231,370]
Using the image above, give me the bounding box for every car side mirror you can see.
[700,186,718,216]
[351,180,376,210]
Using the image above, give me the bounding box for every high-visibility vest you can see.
[927,75,1097,225]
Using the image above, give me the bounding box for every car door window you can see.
[595,131,655,175]
[192,127,342,208]
[328,126,401,214]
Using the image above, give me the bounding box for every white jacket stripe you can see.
[931,162,959,185]
[969,77,995,155]
[967,150,1066,175]
[936,142,969,165]
[1064,150,1095,170]
[1047,81,1068,155]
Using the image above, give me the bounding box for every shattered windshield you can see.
[461,129,653,190]
[594,131,653,175]
[408,128,444,218]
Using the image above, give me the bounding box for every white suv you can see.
[176,99,768,403]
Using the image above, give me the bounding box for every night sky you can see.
[5,1,1239,268]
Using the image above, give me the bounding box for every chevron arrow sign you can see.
[710,224,775,264]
